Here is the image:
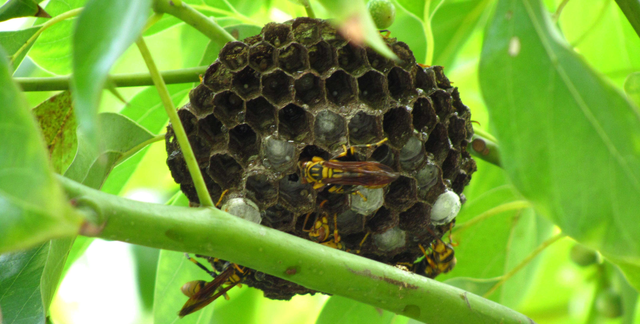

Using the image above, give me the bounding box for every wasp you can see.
[415,225,457,278]
[302,201,344,249]
[179,255,247,317]
[299,139,398,201]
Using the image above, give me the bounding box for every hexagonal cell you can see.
[451,87,471,118]
[350,187,384,215]
[326,70,356,107]
[279,104,312,142]
[399,203,430,231]
[198,114,227,152]
[261,70,294,107]
[246,97,276,135]
[433,66,451,88]
[203,61,232,92]
[292,17,321,45]
[263,205,296,231]
[373,226,406,252]
[294,73,325,109]
[448,116,468,149]
[357,71,388,111]
[221,197,262,224]
[278,174,314,212]
[177,109,197,135]
[336,209,365,235]
[277,43,308,75]
[430,90,453,119]
[232,66,260,99]
[187,133,212,163]
[213,91,245,126]
[243,34,262,46]
[452,170,471,195]
[263,22,292,48]
[249,42,276,72]
[188,84,214,117]
[366,47,393,74]
[246,173,278,208]
[320,21,347,48]
[390,42,416,70]
[385,176,416,211]
[366,207,397,233]
[338,44,367,75]
[412,97,437,136]
[370,143,396,168]
[308,41,335,74]
[441,149,461,180]
[415,161,440,191]
[424,123,451,163]
[348,111,381,145]
[263,136,296,172]
[228,124,259,165]
[208,154,243,189]
[314,110,347,150]
[414,66,437,93]
[206,177,224,206]
[399,136,425,171]
[299,145,330,163]
[387,67,415,101]
[430,190,461,225]
[383,107,412,147]
[219,41,249,71]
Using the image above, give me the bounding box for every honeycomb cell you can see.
[278,174,314,212]
[263,22,292,48]
[228,124,259,165]
[320,21,347,47]
[232,66,261,99]
[442,149,461,180]
[221,198,262,224]
[371,143,395,168]
[262,70,294,107]
[383,107,412,147]
[246,173,278,208]
[326,70,356,106]
[373,226,406,252]
[387,67,414,101]
[399,136,425,171]
[430,90,453,119]
[246,97,277,135]
[294,73,325,109]
[415,161,439,190]
[348,111,381,145]
[203,61,232,92]
[430,190,461,225]
[424,123,451,163]
[357,71,388,111]
[292,17,321,45]
[188,84,214,117]
[338,44,367,75]
[263,136,296,172]
[249,42,276,72]
[219,41,249,71]
[279,104,312,142]
[244,34,262,46]
[299,145,330,162]
[452,170,471,195]
[177,109,197,135]
[308,41,335,74]
[385,176,416,211]
[391,42,416,70]
[263,205,295,231]
[414,66,437,93]
[278,43,308,75]
[366,47,393,73]
[208,154,243,189]
[336,209,365,235]
[314,110,347,150]
[366,207,397,233]
[188,134,211,162]
[205,177,224,205]
[350,187,384,215]
[212,91,245,126]
[412,97,437,136]
[451,87,471,118]
[198,114,227,152]
[433,66,451,88]
[399,203,430,231]
[448,116,468,149]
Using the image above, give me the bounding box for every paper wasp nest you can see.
[165,18,476,299]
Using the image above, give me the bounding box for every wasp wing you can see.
[178,268,235,317]
[320,161,398,187]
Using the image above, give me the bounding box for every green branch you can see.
[60,176,535,324]
[152,0,235,44]
[15,66,206,91]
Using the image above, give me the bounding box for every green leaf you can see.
[131,245,160,310]
[1,26,39,71]
[101,84,189,195]
[479,0,640,290]
[316,295,396,324]
[0,0,49,22]
[624,71,640,107]
[200,24,262,65]
[387,0,426,64]
[70,0,150,151]
[0,47,81,253]
[32,91,77,174]
[64,112,155,189]
[60,236,93,278]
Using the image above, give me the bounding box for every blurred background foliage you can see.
[1,0,639,323]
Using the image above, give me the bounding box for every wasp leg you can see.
[356,232,370,254]
[186,253,216,277]
[353,190,367,202]
[332,213,341,244]
[216,189,229,208]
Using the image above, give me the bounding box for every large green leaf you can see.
[70,0,150,151]
[0,26,39,71]
[0,48,80,253]
[64,112,155,189]
[316,295,396,324]
[32,91,77,174]
[0,0,49,22]
[624,72,640,107]
[479,0,640,289]
[387,0,426,65]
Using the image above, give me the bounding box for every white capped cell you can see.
[430,190,461,225]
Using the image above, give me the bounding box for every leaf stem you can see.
[152,0,235,44]
[114,134,166,166]
[59,175,536,324]
[468,133,501,167]
[189,4,258,25]
[483,233,566,298]
[552,0,571,23]
[299,0,316,18]
[453,200,532,234]
[15,66,206,91]
[135,37,214,207]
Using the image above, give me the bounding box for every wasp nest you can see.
[166,17,476,299]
